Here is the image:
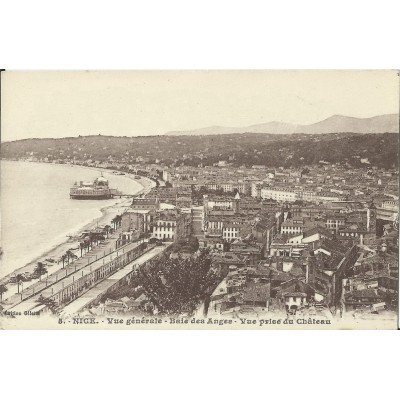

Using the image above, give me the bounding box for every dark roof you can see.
[212,252,244,264]
[253,221,269,232]
[326,213,347,220]
[315,238,349,255]
[283,292,307,297]
[279,279,315,296]
[243,283,271,302]
[346,289,382,299]
[303,226,333,239]
[290,267,304,277]
[247,267,270,277]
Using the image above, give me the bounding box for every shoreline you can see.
[0,160,155,288]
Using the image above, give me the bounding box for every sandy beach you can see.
[0,163,155,299]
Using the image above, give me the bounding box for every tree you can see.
[111,215,122,230]
[58,254,67,268]
[172,236,199,253]
[84,237,91,252]
[65,249,77,265]
[136,248,219,315]
[36,294,58,314]
[104,224,112,239]
[88,231,104,248]
[34,262,47,281]
[79,241,85,257]
[16,274,24,294]
[0,284,8,302]
[187,236,199,252]
[88,232,96,249]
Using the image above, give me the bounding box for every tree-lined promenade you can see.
[1,227,124,310]
[5,237,150,315]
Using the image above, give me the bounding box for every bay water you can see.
[0,161,142,278]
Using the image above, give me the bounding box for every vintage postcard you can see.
[0,70,398,330]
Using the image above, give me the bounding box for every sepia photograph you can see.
[2,3,400,400]
[0,70,399,330]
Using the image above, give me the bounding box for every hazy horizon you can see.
[1,70,399,142]
[2,112,399,143]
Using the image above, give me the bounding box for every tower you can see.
[233,192,241,214]
[283,204,290,221]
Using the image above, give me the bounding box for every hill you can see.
[1,131,398,169]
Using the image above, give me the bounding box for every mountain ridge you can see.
[165,114,399,136]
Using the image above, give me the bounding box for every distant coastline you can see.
[2,158,155,196]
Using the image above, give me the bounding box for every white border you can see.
[1,1,399,400]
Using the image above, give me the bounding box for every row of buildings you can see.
[108,161,398,317]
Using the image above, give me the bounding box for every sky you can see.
[1,70,399,142]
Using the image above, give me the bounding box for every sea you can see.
[0,161,143,278]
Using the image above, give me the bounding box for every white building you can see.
[280,218,305,235]
[260,187,341,203]
[260,187,297,202]
[152,211,191,242]
[222,225,240,241]
[153,220,177,241]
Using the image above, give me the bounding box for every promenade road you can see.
[61,244,170,316]
[2,231,122,304]
[7,239,146,313]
